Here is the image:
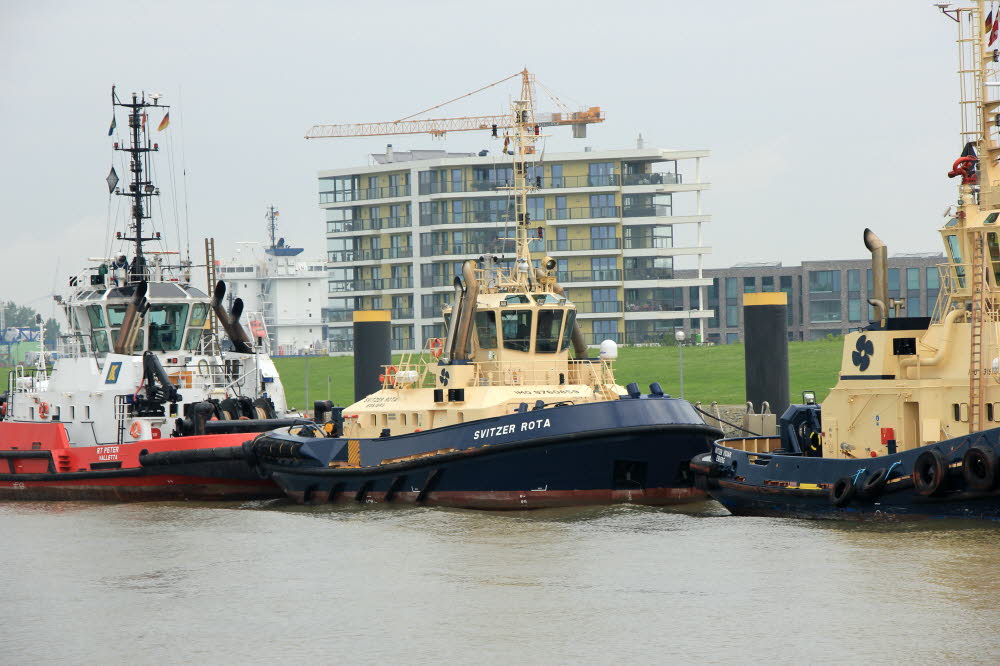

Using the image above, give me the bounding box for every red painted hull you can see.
[0,421,281,501]
[287,486,706,510]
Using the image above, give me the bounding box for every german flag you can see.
[157,112,170,132]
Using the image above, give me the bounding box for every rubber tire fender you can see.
[830,477,856,507]
[962,444,998,491]
[860,468,889,498]
[912,449,948,496]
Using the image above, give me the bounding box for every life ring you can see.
[829,477,855,507]
[912,449,948,496]
[38,402,50,419]
[129,421,143,439]
[379,366,398,387]
[429,337,445,359]
[948,156,978,184]
[962,444,997,491]
[860,468,889,497]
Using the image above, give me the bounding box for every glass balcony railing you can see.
[391,308,414,320]
[556,269,622,282]
[623,204,672,218]
[623,268,674,281]
[320,184,410,204]
[422,274,459,288]
[584,332,622,344]
[329,339,354,353]
[326,216,412,234]
[328,277,413,293]
[573,300,624,314]
[420,210,520,226]
[624,236,673,250]
[325,310,354,322]
[417,172,682,194]
[327,247,413,263]
[421,241,516,257]
[547,238,621,252]
[625,301,687,313]
[546,206,619,221]
[391,338,415,351]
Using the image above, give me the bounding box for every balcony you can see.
[623,204,672,218]
[624,236,673,250]
[391,338,415,351]
[329,339,354,353]
[326,215,412,234]
[417,173,681,194]
[547,238,621,252]
[625,301,685,313]
[319,184,410,204]
[546,206,620,221]
[422,274,459,288]
[421,241,515,257]
[391,308,414,320]
[325,310,353,322]
[573,300,624,314]
[327,247,413,263]
[584,332,621,345]
[420,210,518,227]
[328,277,414,293]
[557,269,622,283]
[623,268,674,281]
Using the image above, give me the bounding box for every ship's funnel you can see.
[210,281,254,354]
[864,228,888,325]
[453,260,479,361]
[113,281,148,354]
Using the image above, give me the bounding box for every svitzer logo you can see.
[852,335,874,371]
[440,369,450,386]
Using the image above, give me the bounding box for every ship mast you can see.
[265,205,280,250]
[111,87,166,284]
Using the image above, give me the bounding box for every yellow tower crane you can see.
[304,69,604,140]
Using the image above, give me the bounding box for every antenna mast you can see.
[265,205,280,249]
[111,87,166,283]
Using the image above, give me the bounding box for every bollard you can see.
[353,311,391,401]
[743,292,790,420]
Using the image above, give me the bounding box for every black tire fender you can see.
[830,476,855,507]
[859,468,889,498]
[912,449,947,496]
[962,444,998,491]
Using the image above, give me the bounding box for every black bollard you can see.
[353,311,391,401]
[743,292,790,418]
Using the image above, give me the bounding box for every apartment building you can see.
[671,253,946,344]
[322,146,712,352]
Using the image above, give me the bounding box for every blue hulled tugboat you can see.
[690,1,1000,522]
[247,77,722,509]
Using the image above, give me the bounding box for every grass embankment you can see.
[273,339,844,410]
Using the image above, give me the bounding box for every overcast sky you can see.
[1,0,961,313]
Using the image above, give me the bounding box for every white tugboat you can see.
[0,88,300,501]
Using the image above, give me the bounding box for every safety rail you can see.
[375,357,617,391]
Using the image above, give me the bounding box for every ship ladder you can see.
[970,230,988,433]
[205,237,220,355]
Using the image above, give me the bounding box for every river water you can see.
[3,500,998,664]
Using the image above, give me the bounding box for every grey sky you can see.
[1,0,958,312]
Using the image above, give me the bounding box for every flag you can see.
[108,114,116,136]
[992,10,998,47]
[157,112,170,131]
[987,8,994,35]
[141,112,147,128]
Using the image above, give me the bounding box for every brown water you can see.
[3,500,999,664]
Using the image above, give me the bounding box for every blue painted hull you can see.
[692,429,1000,522]
[249,397,722,509]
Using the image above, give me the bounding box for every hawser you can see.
[690,1,1000,522]
[248,71,722,509]
[0,87,301,501]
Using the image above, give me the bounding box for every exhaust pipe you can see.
[864,228,889,325]
[445,278,464,361]
[453,260,479,361]
[210,281,254,354]
[113,281,148,354]
[535,268,588,359]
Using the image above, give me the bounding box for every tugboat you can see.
[690,1,1000,522]
[248,84,723,509]
[0,88,302,501]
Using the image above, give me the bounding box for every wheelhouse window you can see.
[501,310,532,352]
[86,305,105,329]
[474,311,498,349]
[535,309,564,353]
[560,310,577,351]
[147,304,189,351]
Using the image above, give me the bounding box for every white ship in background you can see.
[221,206,328,357]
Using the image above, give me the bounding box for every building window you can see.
[726,332,739,344]
[761,276,774,292]
[810,300,841,323]
[725,277,738,300]
[809,270,840,293]
[848,298,861,322]
[743,277,756,293]
[592,319,620,343]
[726,304,739,327]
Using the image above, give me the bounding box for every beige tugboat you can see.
[691,0,1000,521]
[249,75,723,508]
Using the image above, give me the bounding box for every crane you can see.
[304,69,604,140]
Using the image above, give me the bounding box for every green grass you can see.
[273,339,845,410]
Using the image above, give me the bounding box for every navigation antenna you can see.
[266,205,280,249]
[110,87,167,283]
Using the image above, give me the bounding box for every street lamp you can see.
[675,329,686,399]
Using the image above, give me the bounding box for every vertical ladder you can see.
[970,230,987,433]
[205,237,220,355]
